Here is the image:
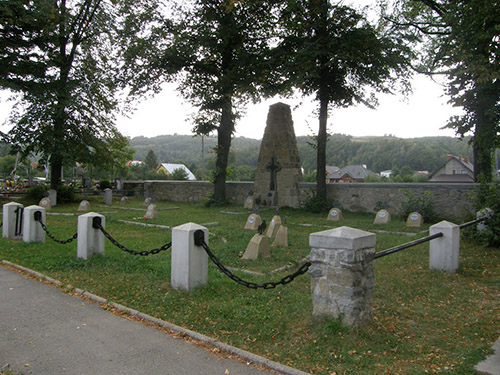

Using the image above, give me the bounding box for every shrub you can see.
[57,184,80,203]
[99,180,112,190]
[468,181,500,247]
[304,193,331,213]
[26,184,49,202]
[399,189,439,223]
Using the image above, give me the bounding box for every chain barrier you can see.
[93,217,171,256]
[193,230,311,289]
[34,212,78,244]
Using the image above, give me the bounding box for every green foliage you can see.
[469,181,500,247]
[304,193,331,214]
[144,149,158,170]
[98,180,112,190]
[399,189,439,223]
[25,183,49,202]
[169,168,188,181]
[56,184,80,204]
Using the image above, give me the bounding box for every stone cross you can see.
[266,155,282,191]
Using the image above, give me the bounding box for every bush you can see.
[57,184,80,203]
[399,189,439,223]
[469,181,500,247]
[304,194,331,213]
[99,180,112,190]
[26,184,49,202]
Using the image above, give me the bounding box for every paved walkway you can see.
[0,265,304,375]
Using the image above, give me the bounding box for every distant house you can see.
[380,170,392,178]
[156,163,196,180]
[325,166,340,181]
[428,155,474,183]
[126,160,144,167]
[326,165,375,183]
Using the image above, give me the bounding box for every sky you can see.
[115,75,461,140]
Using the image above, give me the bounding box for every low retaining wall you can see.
[123,180,477,220]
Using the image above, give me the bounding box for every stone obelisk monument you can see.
[254,102,302,208]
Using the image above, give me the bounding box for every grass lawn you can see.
[1,196,499,374]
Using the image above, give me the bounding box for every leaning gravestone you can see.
[39,197,51,210]
[266,215,281,238]
[406,212,423,227]
[78,200,90,212]
[272,225,288,248]
[253,103,302,208]
[244,213,262,231]
[143,204,157,220]
[242,234,271,260]
[327,208,343,222]
[144,197,152,206]
[374,209,391,224]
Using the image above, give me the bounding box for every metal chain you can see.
[38,220,78,244]
[196,233,310,289]
[96,223,171,256]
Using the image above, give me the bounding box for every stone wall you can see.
[123,180,477,220]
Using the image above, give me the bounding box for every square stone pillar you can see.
[23,205,45,243]
[2,202,24,240]
[171,223,208,291]
[77,213,105,260]
[309,226,376,327]
[429,221,460,273]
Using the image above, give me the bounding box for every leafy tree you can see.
[165,0,279,202]
[276,0,412,202]
[170,167,189,181]
[144,149,158,170]
[388,0,500,181]
[0,0,159,189]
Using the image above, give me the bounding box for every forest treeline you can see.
[130,134,473,176]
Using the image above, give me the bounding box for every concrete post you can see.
[429,221,460,273]
[77,212,105,260]
[48,189,57,206]
[103,188,112,205]
[309,226,376,327]
[23,205,45,243]
[171,223,208,291]
[2,202,24,240]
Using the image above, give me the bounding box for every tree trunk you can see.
[473,84,497,182]
[316,91,329,202]
[213,100,233,202]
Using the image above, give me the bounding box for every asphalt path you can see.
[0,266,274,375]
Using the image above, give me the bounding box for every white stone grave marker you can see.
[406,212,423,227]
[327,208,343,222]
[373,209,390,224]
[272,225,288,248]
[242,234,271,260]
[78,200,90,212]
[143,204,157,220]
[120,196,129,204]
[244,195,255,210]
[266,215,282,237]
[244,213,262,230]
[144,197,152,206]
[39,197,51,210]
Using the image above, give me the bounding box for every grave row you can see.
[1,202,482,328]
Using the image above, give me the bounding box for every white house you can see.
[156,163,196,180]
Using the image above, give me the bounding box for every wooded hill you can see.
[130,134,473,175]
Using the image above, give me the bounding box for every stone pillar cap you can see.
[309,226,375,250]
